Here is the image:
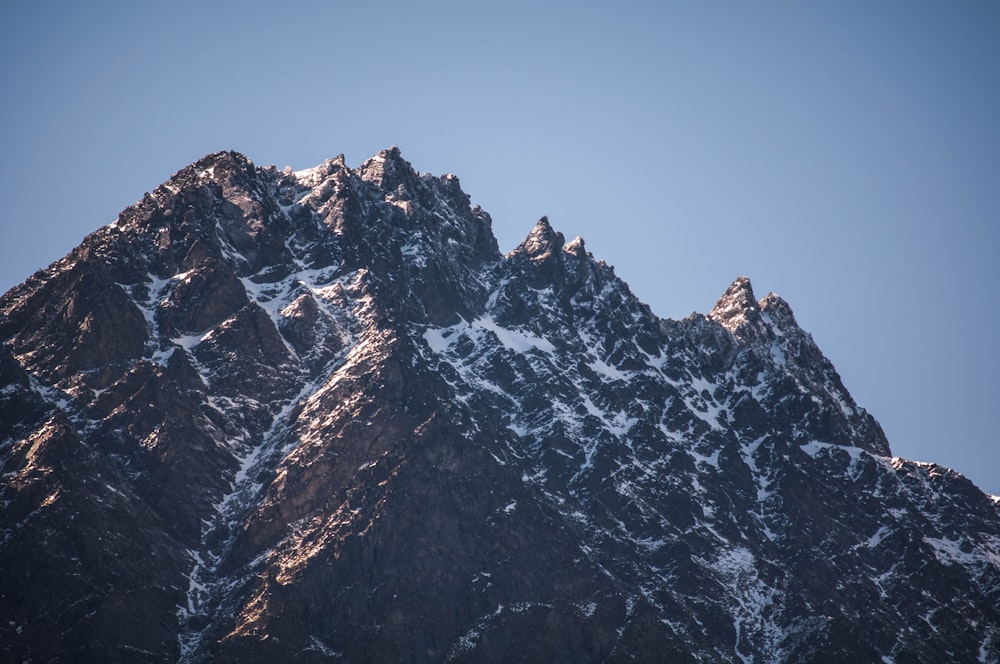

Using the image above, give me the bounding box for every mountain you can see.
[1,148,998,663]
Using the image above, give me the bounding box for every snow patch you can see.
[866,526,891,549]
[706,546,783,660]
[423,315,555,356]
[924,536,1000,571]
[448,605,504,659]
[304,636,342,658]
[587,357,629,382]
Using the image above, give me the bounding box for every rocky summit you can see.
[1,148,998,663]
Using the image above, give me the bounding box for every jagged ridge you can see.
[1,148,998,663]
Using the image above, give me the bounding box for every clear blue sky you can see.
[2,1,998,494]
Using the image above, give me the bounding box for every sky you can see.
[1,1,998,494]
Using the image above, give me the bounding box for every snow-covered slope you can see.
[1,148,997,663]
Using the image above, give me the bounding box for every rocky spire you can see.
[513,216,564,262]
[563,235,586,258]
[759,291,798,331]
[357,146,417,191]
[709,276,767,342]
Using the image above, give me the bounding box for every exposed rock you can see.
[0,148,996,663]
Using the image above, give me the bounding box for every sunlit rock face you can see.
[1,148,998,663]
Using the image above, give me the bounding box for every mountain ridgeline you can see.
[1,148,998,663]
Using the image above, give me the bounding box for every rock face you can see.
[1,148,998,663]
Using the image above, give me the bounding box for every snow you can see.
[476,315,555,354]
[183,549,210,614]
[680,376,724,431]
[304,636,342,658]
[173,265,370,661]
[768,341,788,368]
[800,440,864,463]
[866,526,891,549]
[980,629,999,663]
[239,277,283,313]
[15,147,996,664]
[399,240,427,267]
[737,436,778,542]
[579,393,635,437]
[689,448,721,469]
[706,546,783,661]
[172,333,209,351]
[423,326,454,354]
[449,605,504,658]
[871,562,899,600]
[292,163,325,183]
[923,536,1000,570]
[423,315,555,357]
[828,387,857,419]
[587,357,629,382]
[506,421,529,437]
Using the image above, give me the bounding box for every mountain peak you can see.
[357,145,417,189]
[759,291,798,331]
[708,276,809,343]
[564,235,586,258]
[2,149,995,663]
[189,150,255,179]
[709,276,763,336]
[513,216,565,261]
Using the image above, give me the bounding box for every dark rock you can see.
[0,148,996,663]
[157,260,250,336]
